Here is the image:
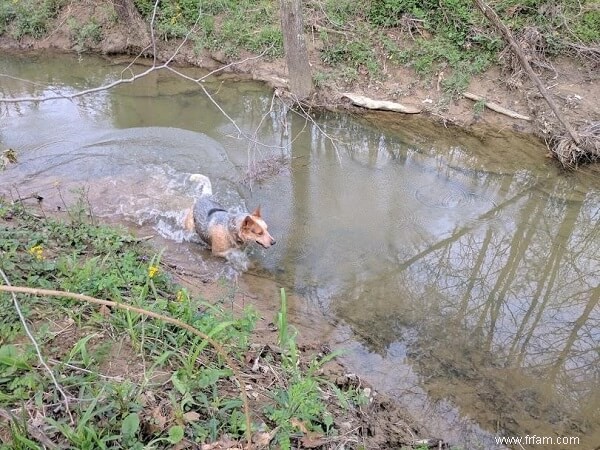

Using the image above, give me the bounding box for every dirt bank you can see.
[1,0,599,164]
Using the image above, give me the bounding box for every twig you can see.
[0,284,253,448]
[463,91,531,120]
[48,359,125,382]
[0,408,58,449]
[0,269,74,425]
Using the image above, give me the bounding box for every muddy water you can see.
[1,53,598,449]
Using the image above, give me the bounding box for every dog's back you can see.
[192,195,226,245]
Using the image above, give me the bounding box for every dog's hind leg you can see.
[183,207,195,231]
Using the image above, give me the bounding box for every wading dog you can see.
[183,174,276,258]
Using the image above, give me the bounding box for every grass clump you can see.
[0,0,64,39]
[0,197,368,448]
[133,0,284,57]
[308,0,599,95]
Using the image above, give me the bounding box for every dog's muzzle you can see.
[258,238,276,248]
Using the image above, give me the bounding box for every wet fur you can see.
[184,174,275,258]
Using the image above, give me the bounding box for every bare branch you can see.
[0,283,253,447]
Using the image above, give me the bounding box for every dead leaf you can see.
[253,428,277,447]
[290,418,309,433]
[98,305,111,317]
[183,411,200,423]
[200,436,242,449]
[146,401,172,433]
[300,433,327,449]
[173,440,194,450]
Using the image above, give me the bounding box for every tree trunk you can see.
[472,0,580,144]
[280,0,313,99]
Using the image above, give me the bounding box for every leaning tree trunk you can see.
[280,0,313,99]
[472,0,580,145]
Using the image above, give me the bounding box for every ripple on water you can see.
[414,182,474,209]
[413,182,500,229]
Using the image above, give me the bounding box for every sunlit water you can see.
[1,53,598,449]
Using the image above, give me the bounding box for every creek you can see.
[1,53,598,449]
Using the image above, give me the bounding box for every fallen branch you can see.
[463,91,531,121]
[342,93,422,114]
[0,284,253,448]
[472,0,580,144]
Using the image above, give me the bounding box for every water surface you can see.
[1,53,598,449]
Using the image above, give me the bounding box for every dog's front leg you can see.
[212,248,233,258]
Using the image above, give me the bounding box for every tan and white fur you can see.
[184,174,275,258]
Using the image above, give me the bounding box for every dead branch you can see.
[0,283,253,447]
[342,93,422,114]
[472,0,580,144]
[463,91,531,120]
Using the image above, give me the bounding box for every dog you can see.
[183,174,276,258]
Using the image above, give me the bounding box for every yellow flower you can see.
[176,290,185,302]
[28,245,44,261]
[148,265,159,278]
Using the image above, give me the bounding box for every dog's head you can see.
[240,206,276,249]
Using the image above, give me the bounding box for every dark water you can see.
[1,53,598,449]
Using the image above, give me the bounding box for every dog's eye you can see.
[258,230,264,236]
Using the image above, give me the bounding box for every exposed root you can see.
[550,121,600,167]
[500,26,549,89]
[567,43,600,67]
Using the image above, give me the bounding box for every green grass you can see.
[0,198,362,448]
[133,0,284,57]
[1,0,598,96]
[68,18,103,51]
[1,0,64,39]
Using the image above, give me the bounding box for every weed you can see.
[473,99,486,116]
[133,0,283,57]
[0,198,367,448]
[321,33,380,78]
[70,19,103,49]
[7,0,64,39]
[322,0,363,27]
[573,10,600,44]
[313,70,331,88]
[442,69,471,99]
[276,288,298,368]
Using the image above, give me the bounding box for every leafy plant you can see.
[8,0,64,39]
[573,10,600,43]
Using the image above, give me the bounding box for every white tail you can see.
[190,174,212,197]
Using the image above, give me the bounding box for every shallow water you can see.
[1,53,598,449]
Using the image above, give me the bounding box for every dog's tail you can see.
[190,174,212,197]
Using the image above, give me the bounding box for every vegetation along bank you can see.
[0,199,431,449]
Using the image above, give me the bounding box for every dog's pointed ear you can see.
[251,206,261,217]
[242,215,255,229]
